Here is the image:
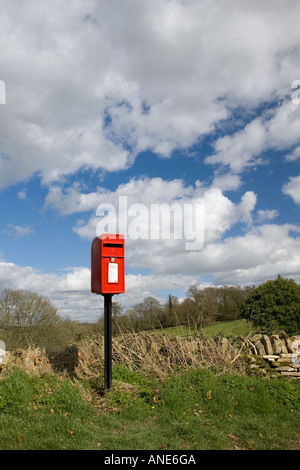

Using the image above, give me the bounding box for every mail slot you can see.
[91,234,125,295]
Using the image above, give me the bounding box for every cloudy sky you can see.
[1,0,300,321]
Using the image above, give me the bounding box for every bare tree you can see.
[132,296,162,329]
[0,289,61,349]
[188,286,218,334]
[112,300,123,318]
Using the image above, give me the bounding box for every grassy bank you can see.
[0,364,299,450]
[0,321,299,450]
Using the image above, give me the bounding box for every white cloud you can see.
[237,191,257,225]
[282,175,300,205]
[205,102,300,174]
[1,224,35,239]
[44,183,104,216]
[206,118,267,173]
[211,172,242,192]
[0,261,96,321]
[17,189,27,200]
[211,224,300,285]
[128,224,300,285]
[58,177,257,249]
[1,222,300,321]
[1,0,300,187]
[285,146,300,162]
[0,259,194,321]
[1,1,300,321]
[256,209,279,223]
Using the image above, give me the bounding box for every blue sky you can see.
[0,0,300,321]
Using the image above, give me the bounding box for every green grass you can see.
[0,368,96,450]
[202,319,254,337]
[0,364,299,450]
[161,319,254,338]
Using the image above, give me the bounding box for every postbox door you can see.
[101,256,125,294]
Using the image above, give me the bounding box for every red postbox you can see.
[91,234,125,295]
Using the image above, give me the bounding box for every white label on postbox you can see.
[108,262,118,283]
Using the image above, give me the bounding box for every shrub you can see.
[242,275,300,335]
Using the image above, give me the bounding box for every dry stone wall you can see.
[245,333,300,378]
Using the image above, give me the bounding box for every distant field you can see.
[202,319,254,337]
[160,319,254,338]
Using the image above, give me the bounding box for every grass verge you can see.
[0,364,299,450]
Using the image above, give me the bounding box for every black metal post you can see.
[104,294,113,391]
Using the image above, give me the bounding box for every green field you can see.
[202,319,254,337]
[159,319,254,338]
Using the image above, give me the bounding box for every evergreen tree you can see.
[242,275,300,334]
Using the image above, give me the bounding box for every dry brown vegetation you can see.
[1,330,247,381]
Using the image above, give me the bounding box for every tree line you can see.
[102,284,253,335]
[1,275,299,351]
[0,285,251,350]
